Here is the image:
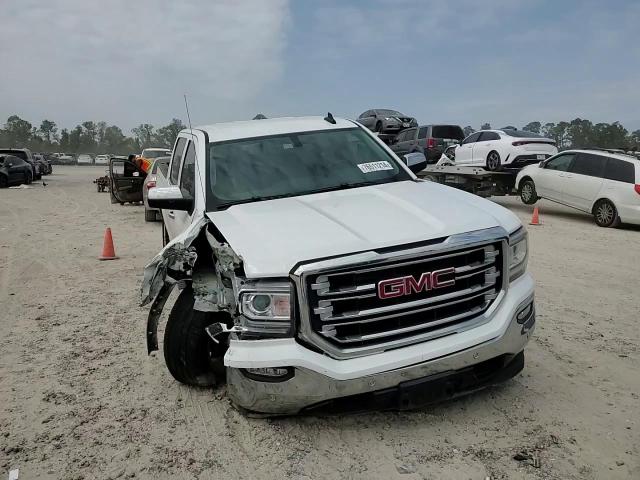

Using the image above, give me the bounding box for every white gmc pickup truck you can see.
[142,115,535,415]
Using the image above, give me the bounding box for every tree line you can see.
[0,115,185,155]
[463,119,640,151]
[2,114,639,154]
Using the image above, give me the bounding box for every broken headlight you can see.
[508,228,528,282]
[238,280,293,337]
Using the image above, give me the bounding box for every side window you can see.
[544,153,575,172]
[462,132,481,145]
[169,137,187,184]
[570,153,606,178]
[418,127,428,139]
[358,111,367,119]
[604,158,635,183]
[180,141,196,200]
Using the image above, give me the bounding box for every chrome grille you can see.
[303,242,503,352]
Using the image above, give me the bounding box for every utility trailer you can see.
[417,164,518,198]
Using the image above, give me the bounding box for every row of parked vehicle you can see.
[0,148,53,187]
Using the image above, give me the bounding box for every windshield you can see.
[502,130,543,138]
[143,149,171,158]
[206,127,410,210]
[376,109,403,117]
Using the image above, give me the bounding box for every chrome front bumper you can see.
[225,274,535,415]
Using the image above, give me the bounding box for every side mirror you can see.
[402,152,427,174]
[148,185,193,211]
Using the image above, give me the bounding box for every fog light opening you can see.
[516,302,533,324]
[241,367,294,382]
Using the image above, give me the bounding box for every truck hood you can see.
[206,180,521,277]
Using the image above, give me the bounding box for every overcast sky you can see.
[2,0,639,132]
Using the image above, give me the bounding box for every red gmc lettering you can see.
[377,267,455,299]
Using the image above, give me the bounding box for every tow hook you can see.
[205,323,248,343]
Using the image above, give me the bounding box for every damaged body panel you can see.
[141,215,243,353]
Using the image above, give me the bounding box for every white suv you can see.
[454,129,557,171]
[142,116,535,415]
[516,149,640,227]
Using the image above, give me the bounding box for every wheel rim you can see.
[597,203,614,224]
[522,183,533,202]
[488,153,499,169]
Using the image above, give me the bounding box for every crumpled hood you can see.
[206,180,521,277]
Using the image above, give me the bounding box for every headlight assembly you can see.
[508,228,528,282]
[238,280,293,337]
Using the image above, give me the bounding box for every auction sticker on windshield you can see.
[357,161,394,173]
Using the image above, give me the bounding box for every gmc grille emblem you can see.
[377,267,456,299]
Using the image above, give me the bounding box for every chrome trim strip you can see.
[318,282,496,322]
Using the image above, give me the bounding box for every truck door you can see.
[109,158,145,204]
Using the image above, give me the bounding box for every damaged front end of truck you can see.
[141,216,248,379]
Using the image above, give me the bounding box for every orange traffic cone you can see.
[529,207,541,226]
[99,227,119,260]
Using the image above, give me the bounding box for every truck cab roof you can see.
[195,116,357,143]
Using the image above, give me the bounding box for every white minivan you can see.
[516,149,640,227]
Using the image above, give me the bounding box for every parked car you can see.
[0,148,41,180]
[143,156,170,222]
[516,149,640,227]
[77,154,94,165]
[454,130,558,171]
[390,124,464,162]
[0,154,33,187]
[138,148,172,173]
[95,154,110,165]
[58,153,76,165]
[357,109,418,134]
[142,115,535,415]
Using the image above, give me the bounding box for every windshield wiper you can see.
[300,180,387,196]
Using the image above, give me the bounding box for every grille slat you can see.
[304,241,504,350]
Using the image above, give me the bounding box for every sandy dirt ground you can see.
[0,166,638,479]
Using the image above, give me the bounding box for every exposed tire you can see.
[162,220,170,246]
[24,171,33,185]
[486,151,502,171]
[0,175,7,188]
[519,179,538,205]
[593,199,620,228]
[375,121,383,133]
[163,288,225,387]
[144,208,156,222]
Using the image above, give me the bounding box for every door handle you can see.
[167,211,175,219]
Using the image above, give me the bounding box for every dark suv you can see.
[390,124,464,162]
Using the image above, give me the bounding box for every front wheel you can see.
[519,179,538,205]
[593,199,620,228]
[24,171,33,185]
[0,175,7,188]
[163,288,226,387]
[375,121,383,133]
[486,151,501,171]
[144,208,156,222]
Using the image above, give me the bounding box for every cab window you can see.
[180,141,196,200]
[544,153,575,171]
[169,137,187,184]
